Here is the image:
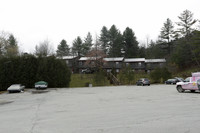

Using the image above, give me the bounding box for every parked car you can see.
[136,78,150,86]
[165,77,184,85]
[7,84,25,93]
[35,81,48,89]
[176,72,200,93]
[81,68,94,74]
[165,79,179,84]
[174,77,184,82]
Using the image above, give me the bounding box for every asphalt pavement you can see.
[0,85,200,133]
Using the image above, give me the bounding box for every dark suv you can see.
[165,79,178,84]
[136,78,150,86]
[165,77,184,85]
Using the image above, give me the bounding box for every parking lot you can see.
[1,85,200,133]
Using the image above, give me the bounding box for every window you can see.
[126,63,129,66]
[107,69,111,72]
[66,60,69,64]
[116,69,119,73]
[138,62,141,66]
[116,62,119,65]
[185,77,190,82]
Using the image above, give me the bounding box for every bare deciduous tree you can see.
[35,39,54,57]
[0,31,9,57]
[85,49,106,69]
[0,31,19,57]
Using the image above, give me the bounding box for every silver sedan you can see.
[7,84,25,93]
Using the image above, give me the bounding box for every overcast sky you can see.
[0,0,200,53]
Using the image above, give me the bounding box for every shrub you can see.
[119,65,134,84]
[93,69,106,86]
[150,67,171,83]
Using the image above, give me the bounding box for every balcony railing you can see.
[77,61,165,70]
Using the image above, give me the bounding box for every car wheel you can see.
[177,86,184,93]
[190,90,195,93]
[142,84,144,86]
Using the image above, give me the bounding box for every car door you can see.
[182,77,197,90]
[137,79,142,85]
[197,79,200,90]
[182,77,191,89]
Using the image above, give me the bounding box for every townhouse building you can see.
[62,56,166,73]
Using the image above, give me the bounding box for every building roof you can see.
[145,59,166,63]
[103,57,124,62]
[124,58,145,62]
[62,56,77,60]
[61,56,166,63]
[79,57,101,61]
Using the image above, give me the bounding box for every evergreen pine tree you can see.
[100,26,109,54]
[56,39,70,57]
[123,27,139,58]
[82,32,93,55]
[176,9,197,37]
[72,36,83,57]
[108,25,123,57]
[160,18,174,55]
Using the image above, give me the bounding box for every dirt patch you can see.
[0,91,6,94]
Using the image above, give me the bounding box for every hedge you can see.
[0,55,71,91]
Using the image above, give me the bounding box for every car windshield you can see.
[10,84,20,88]
[175,77,184,81]
[185,77,190,82]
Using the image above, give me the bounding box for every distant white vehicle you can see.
[7,84,25,93]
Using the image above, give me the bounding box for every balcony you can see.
[103,62,123,69]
